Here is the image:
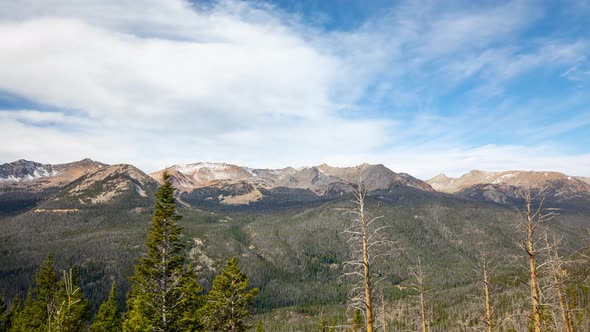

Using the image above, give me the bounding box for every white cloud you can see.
[0,0,589,178]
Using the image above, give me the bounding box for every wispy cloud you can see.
[0,0,588,177]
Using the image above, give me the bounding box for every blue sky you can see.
[0,0,589,178]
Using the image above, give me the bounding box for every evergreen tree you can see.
[9,290,32,332]
[89,282,120,332]
[123,172,202,331]
[53,268,91,332]
[255,320,264,332]
[10,256,60,331]
[177,265,203,331]
[351,309,364,332]
[3,296,21,332]
[199,257,259,332]
[0,296,8,332]
[318,312,327,332]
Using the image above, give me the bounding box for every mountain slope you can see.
[151,162,434,207]
[42,164,159,209]
[0,159,106,214]
[427,170,590,206]
[1,160,590,330]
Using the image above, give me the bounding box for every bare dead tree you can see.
[380,288,387,332]
[340,170,396,332]
[544,232,575,332]
[409,257,428,332]
[476,254,496,332]
[516,190,555,332]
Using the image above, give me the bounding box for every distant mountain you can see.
[2,158,590,331]
[150,162,433,206]
[42,164,159,209]
[0,158,106,188]
[0,159,106,214]
[578,176,590,185]
[427,170,590,205]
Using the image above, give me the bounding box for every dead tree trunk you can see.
[341,170,395,332]
[545,233,574,332]
[411,257,428,332]
[480,257,493,332]
[518,190,553,332]
[380,288,387,332]
[358,183,374,332]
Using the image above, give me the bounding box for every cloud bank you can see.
[0,0,589,178]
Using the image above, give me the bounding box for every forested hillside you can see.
[0,161,589,331]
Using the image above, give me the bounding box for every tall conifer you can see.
[0,296,8,332]
[199,257,258,332]
[15,256,59,331]
[123,172,202,331]
[89,282,120,332]
[53,267,91,331]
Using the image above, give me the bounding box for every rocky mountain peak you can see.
[53,164,158,206]
[150,162,434,201]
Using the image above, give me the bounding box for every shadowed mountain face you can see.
[0,158,106,188]
[150,162,434,207]
[40,164,159,210]
[0,159,106,215]
[0,158,589,330]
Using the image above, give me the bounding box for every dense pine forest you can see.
[3,0,590,330]
[0,167,589,331]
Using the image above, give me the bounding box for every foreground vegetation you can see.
[1,173,259,331]
[0,177,589,330]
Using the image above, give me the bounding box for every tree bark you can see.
[546,235,574,332]
[416,258,428,332]
[359,189,374,332]
[482,259,493,332]
[524,193,542,332]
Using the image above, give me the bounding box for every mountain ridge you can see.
[149,162,434,205]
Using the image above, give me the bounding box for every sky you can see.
[1,0,589,179]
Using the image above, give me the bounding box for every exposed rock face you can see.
[53,164,159,206]
[150,163,434,204]
[427,170,589,193]
[0,158,106,189]
[150,162,434,204]
[428,170,590,205]
[0,159,107,214]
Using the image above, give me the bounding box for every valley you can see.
[0,159,589,330]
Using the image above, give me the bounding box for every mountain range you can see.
[1,158,589,330]
[2,158,590,211]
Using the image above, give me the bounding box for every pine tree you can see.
[254,320,264,332]
[89,282,120,332]
[2,296,21,332]
[9,290,32,332]
[199,257,259,332]
[0,296,9,332]
[318,312,327,332]
[36,255,59,331]
[123,172,202,331]
[177,265,203,331]
[53,267,90,331]
[10,256,60,331]
[351,309,364,332]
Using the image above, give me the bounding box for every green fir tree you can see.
[9,290,32,332]
[89,281,120,332]
[0,296,8,332]
[199,257,259,332]
[352,309,364,332]
[255,320,264,332]
[4,296,21,332]
[53,268,90,331]
[10,256,59,331]
[123,172,202,331]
